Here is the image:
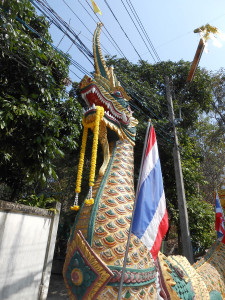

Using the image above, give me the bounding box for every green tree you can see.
[0,0,82,201]
[194,117,225,202]
[210,68,225,128]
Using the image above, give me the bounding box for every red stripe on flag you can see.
[145,126,156,158]
[150,209,169,260]
[222,235,225,244]
[221,225,225,236]
[215,214,223,231]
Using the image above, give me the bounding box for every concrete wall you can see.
[0,200,61,300]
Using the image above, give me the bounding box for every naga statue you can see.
[63,23,225,300]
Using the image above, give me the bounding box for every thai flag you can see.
[132,126,169,260]
[215,191,225,243]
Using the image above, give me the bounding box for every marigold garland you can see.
[89,106,104,187]
[70,205,80,211]
[75,126,88,194]
[71,106,104,211]
[85,198,95,206]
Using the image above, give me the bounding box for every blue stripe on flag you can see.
[132,158,164,238]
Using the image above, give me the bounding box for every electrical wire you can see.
[82,0,129,60]
[128,102,174,144]
[62,0,111,56]
[33,0,93,58]
[120,0,157,63]
[68,0,172,129]
[116,77,174,139]
[118,75,171,121]
[30,0,94,65]
[15,14,93,78]
[0,42,73,101]
[103,0,143,61]
[3,1,176,144]
[75,0,168,120]
[125,0,161,62]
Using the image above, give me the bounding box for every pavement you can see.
[47,273,69,299]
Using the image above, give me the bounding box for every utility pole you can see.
[165,75,194,264]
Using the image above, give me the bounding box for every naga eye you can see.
[114,90,123,97]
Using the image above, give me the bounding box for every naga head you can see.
[79,23,138,146]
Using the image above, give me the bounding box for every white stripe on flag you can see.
[139,141,159,190]
[140,191,166,249]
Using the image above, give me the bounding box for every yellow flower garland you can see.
[85,106,104,206]
[71,106,104,211]
[75,126,88,194]
[89,106,104,187]
[70,125,88,211]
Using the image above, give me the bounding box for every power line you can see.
[128,101,174,144]
[1,2,175,145]
[117,78,174,140]
[103,0,143,61]
[120,0,157,63]
[13,12,93,78]
[11,2,174,141]
[59,1,171,127]
[62,0,111,56]
[31,2,171,132]
[0,40,74,100]
[69,69,82,80]
[30,0,94,65]
[125,0,161,62]
[82,0,129,60]
[63,0,93,35]
[117,74,171,121]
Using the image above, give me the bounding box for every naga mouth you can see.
[80,84,129,125]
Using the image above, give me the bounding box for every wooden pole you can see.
[165,76,194,264]
[187,38,205,83]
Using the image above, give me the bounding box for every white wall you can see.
[0,201,60,300]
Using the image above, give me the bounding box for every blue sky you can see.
[41,0,225,82]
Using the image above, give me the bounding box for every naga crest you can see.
[79,23,138,147]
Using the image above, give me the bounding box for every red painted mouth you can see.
[80,84,129,125]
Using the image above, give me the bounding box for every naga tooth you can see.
[91,88,95,93]
[122,112,127,122]
[92,104,96,109]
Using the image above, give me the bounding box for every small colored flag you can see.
[132,126,169,260]
[215,191,225,243]
[91,0,102,15]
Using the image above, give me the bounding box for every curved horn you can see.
[93,23,111,80]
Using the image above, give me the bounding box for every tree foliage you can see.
[194,117,225,201]
[0,0,82,200]
[210,69,225,127]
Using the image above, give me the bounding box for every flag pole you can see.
[136,120,152,196]
[117,120,152,300]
